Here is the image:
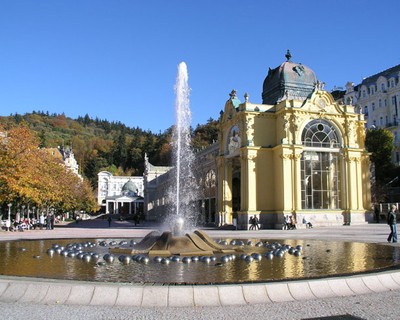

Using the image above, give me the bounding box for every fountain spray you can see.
[167,62,199,234]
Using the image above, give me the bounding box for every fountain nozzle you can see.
[173,217,185,236]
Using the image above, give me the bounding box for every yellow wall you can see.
[217,90,372,229]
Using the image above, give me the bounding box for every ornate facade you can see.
[218,52,371,229]
[143,52,372,229]
[97,171,144,215]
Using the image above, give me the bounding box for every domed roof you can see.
[262,50,317,105]
[122,180,138,193]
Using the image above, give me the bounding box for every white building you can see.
[59,146,82,179]
[46,146,82,180]
[143,154,172,221]
[344,64,400,163]
[97,171,144,216]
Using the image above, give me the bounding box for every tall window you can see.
[301,120,341,210]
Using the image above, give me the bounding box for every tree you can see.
[0,124,98,213]
[365,128,394,183]
[0,111,218,184]
[192,118,219,150]
[112,129,128,170]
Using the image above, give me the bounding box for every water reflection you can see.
[0,238,399,285]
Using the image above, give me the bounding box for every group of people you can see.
[283,215,297,230]
[248,215,260,230]
[248,214,314,230]
[3,214,58,232]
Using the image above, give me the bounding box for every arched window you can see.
[302,119,340,148]
[301,120,341,210]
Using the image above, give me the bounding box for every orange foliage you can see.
[0,124,97,212]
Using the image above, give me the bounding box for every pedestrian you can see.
[387,204,398,243]
[50,214,55,229]
[302,217,313,228]
[374,205,380,223]
[253,215,260,230]
[248,216,255,230]
[5,219,11,232]
[108,215,112,227]
[46,214,51,230]
[39,214,45,230]
[133,214,139,226]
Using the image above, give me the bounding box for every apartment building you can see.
[344,64,400,163]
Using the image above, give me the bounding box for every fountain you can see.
[111,62,240,257]
[168,61,199,232]
[1,62,400,287]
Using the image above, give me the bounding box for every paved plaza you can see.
[1,219,400,320]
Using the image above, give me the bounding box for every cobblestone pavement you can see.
[0,219,399,320]
[0,290,398,320]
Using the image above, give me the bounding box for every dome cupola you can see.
[262,50,317,105]
[121,179,138,196]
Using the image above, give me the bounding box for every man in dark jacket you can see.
[387,204,398,243]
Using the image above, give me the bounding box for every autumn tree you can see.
[0,124,98,216]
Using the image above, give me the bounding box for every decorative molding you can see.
[280,154,292,160]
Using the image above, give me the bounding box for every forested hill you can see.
[0,111,219,187]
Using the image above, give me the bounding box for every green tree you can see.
[192,118,219,150]
[365,128,394,183]
[112,129,128,170]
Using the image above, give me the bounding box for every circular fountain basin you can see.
[1,236,399,285]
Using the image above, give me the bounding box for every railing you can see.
[376,202,400,221]
[386,121,399,128]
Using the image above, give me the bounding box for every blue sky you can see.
[1,0,400,133]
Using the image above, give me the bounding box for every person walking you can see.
[46,214,51,230]
[248,216,255,230]
[39,214,45,230]
[108,215,112,227]
[387,204,398,243]
[253,215,260,230]
[50,214,55,229]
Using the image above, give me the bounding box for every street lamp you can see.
[27,205,30,230]
[7,203,12,231]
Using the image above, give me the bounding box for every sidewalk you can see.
[1,221,400,319]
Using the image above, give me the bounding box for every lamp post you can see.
[27,205,30,230]
[7,203,12,231]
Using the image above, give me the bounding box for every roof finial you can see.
[285,49,292,61]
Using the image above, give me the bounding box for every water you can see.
[1,238,399,284]
[166,62,200,232]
